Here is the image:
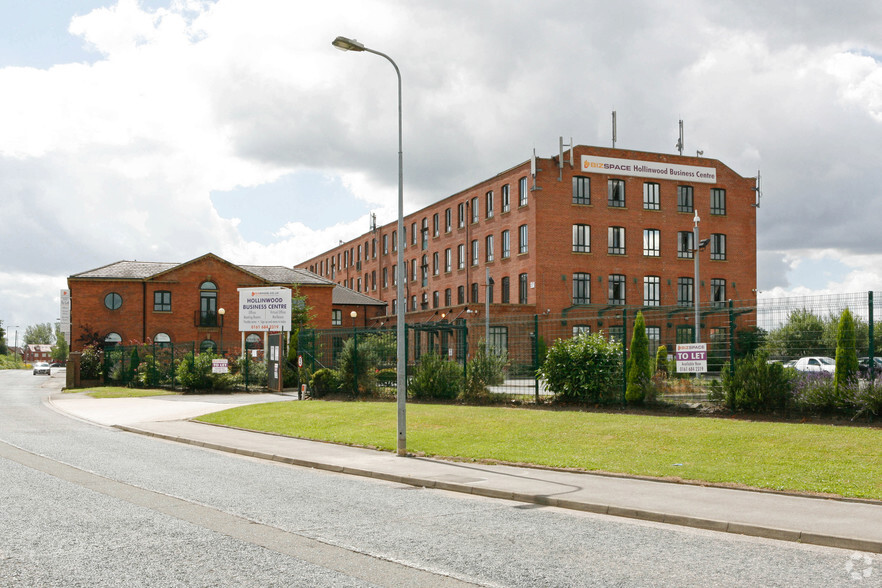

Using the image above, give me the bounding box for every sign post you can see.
[675,343,707,374]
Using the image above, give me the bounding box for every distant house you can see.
[24,344,52,363]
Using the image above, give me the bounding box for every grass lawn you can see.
[196,401,882,500]
[77,387,179,399]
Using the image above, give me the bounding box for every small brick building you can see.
[67,253,353,353]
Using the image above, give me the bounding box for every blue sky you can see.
[1,0,882,333]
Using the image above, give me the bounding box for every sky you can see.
[2,0,882,340]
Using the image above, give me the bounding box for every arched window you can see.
[104,332,122,346]
[199,281,218,327]
[245,334,262,350]
[200,339,217,353]
[154,333,171,348]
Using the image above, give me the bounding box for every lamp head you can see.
[332,36,365,52]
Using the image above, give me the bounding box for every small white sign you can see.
[212,359,229,374]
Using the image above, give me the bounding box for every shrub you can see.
[236,354,267,388]
[655,345,668,376]
[835,308,859,398]
[722,350,793,411]
[176,352,233,392]
[309,368,339,398]
[537,332,622,404]
[626,312,652,404]
[852,380,882,421]
[80,344,102,379]
[461,342,507,401]
[376,368,397,387]
[334,333,394,396]
[409,352,462,400]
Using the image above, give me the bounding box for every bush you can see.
[309,368,339,398]
[722,351,793,412]
[655,345,668,376]
[626,312,652,404]
[852,380,882,421]
[834,308,859,398]
[409,352,462,400]
[537,332,622,404]
[80,344,102,379]
[376,368,397,387]
[461,342,507,401]
[176,352,235,392]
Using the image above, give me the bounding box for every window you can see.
[357,244,362,262]
[518,273,529,304]
[104,332,122,346]
[643,182,660,210]
[421,255,428,287]
[489,326,508,355]
[518,224,528,254]
[608,274,625,305]
[471,282,479,303]
[471,197,479,223]
[445,208,452,232]
[104,292,123,310]
[372,238,376,259]
[433,213,439,237]
[677,325,695,344]
[471,239,479,266]
[245,334,261,350]
[711,234,727,260]
[372,270,376,290]
[501,184,510,212]
[643,229,660,257]
[608,226,625,255]
[445,248,452,272]
[501,230,511,258]
[486,191,494,218]
[457,285,465,304]
[519,177,528,206]
[573,272,590,304]
[411,295,417,311]
[357,277,362,292]
[421,218,428,250]
[573,224,590,253]
[412,222,417,246]
[458,203,465,228]
[392,298,397,314]
[573,176,590,205]
[200,339,217,353]
[154,333,171,348]
[433,252,439,275]
[153,291,171,312]
[608,179,625,207]
[383,267,388,288]
[711,278,726,307]
[501,276,510,303]
[678,231,694,259]
[332,309,342,326]
[458,244,465,269]
[199,281,218,327]
[677,277,694,306]
[411,259,417,282]
[445,288,452,306]
[644,276,660,306]
[711,189,726,215]
[392,264,397,286]
[392,230,397,252]
[646,326,661,356]
[433,291,440,309]
[677,185,694,212]
[573,325,590,337]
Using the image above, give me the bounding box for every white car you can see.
[793,356,835,374]
[33,362,51,375]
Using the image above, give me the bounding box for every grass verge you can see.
[196,401,882,500]
[79,387,179,399]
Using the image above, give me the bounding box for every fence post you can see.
[353,328,358,394]
[870,291,875,380]
[533,314,540,403]
[621,308,627,407]
[728,299,736,377]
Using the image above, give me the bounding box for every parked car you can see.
[32,362,51,376]
[858,357,882,378]
[793,356,835,374]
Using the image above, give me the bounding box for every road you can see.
[0,370,875,587]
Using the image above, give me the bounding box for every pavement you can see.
[47,389,882,554]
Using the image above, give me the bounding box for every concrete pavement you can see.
[47,390,882,554]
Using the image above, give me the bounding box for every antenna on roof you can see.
[676,119,684,156]
[558,136,573,181]
[752,170,762,208]
[370,212,377,232]
[612,111,617,148]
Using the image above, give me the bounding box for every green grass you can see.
[79,387,179,399]
[196,401,882,500]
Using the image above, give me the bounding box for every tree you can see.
[51,330,69,362]
[762,309,827,358]
[24,323,54,345]
[0,320,7,355]
[834,308,858,395]
[626,312,652,404]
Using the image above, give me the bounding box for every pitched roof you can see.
[240,265,334,286]
[70,260,178,280]
[332,285,387,306]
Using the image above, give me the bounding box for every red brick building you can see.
[67,253,351,353]
[24,344,52,363]
[296,144,757,349]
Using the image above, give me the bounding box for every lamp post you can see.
[218,308,226,355]
[13,326,20,360]
[693,214,700,344]
[333,35,407,456]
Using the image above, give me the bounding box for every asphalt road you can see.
[0,370,876,587]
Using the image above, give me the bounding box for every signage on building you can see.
[675,343,707,373]
[212,359,229,374]
[581,155,717,184]
[238,287,292,332]
[59,289,71,343]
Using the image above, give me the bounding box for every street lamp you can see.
[218,308,225,355]
[350,309,358,328]
[692,214,710,344]
[333,35,407,456]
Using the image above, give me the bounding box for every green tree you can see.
[51,330,69,362]
[625,312,651,404]
[834,308,859,395]
[762,309,827,358]
[24,322,55,345]
[655,345,668,375]
[0,320,7,355]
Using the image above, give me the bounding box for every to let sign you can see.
[675,343,707,374]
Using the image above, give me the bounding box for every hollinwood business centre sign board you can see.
[581,155,717,183]
[238,287,292,332]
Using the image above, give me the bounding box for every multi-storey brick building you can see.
[67,253,385,353]
[296,144,757,349]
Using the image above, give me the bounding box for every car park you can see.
[793,356,835,374]
[858,357,882,378]
[32,362,51,376]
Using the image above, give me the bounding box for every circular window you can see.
[104,292,123,310]
[104,332,122,346]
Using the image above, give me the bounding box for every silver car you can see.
[32,362,51,375]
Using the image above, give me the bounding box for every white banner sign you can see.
[238,287,292,332]
[581,155,717,183]
[59,289,71,342]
